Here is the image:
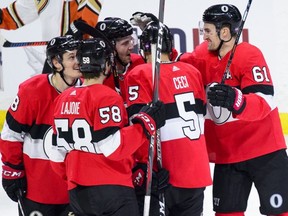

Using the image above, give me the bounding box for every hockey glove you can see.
[152,168,170,193]
[132,163,170,195]
[132,163,147,195]
[131,100,166,138]
[2,165,27,202]
[66,19,84,40]
[130,12,159,30]
[207,83,246,114]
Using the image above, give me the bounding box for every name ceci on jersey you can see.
[173,76,189,89]
[61,102,80,115]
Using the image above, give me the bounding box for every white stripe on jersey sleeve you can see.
[256,93,276,110]
[0,120,24,142]
[93,130,121,157]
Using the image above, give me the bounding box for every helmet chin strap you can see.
[216,30,233,56]
[58,67,78,87]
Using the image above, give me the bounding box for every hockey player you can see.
[0,35,81,215]
[94,17,145,104]
[179,4,288,216]
[0,0,103,73]
[51,37,166,215]
[0,0,102,40]
[125,21,212,216]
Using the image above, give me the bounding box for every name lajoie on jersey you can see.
[60,101,80,115]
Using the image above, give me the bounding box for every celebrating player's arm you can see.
[206,46,274,121]
[0,0,103,36]
[74,0,102,28]
[52,93,166,162]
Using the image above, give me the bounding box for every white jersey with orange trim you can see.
[0,0,102,40]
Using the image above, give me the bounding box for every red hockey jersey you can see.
[0,74,82,204]
[52,83,149,190]
[125,61,212,188]
[180,41,286,163]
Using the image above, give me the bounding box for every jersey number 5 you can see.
[175,92,201,140]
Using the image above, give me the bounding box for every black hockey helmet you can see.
[77,38,114,74]
[46,35,80,69]
[95,17,133,44]
[139,21,173,53]
[202,4,242,35]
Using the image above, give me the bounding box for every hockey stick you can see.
[155,1,166,216]
[221,0,253,84]
[17,189,26,216]
[0,33,48,48]
[74,20,114,51]
[143,1,166,216]
[3,40,48,48]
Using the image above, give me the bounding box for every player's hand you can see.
[132,163,147,195]
[130,12,159,30]
[152,168,170,193]
[2,165,27,202]
[131,100,166,138]
[207,83,246,114]
[132,163,170,195]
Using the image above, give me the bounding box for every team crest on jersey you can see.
[29,210,43,216]
[206,83,232,124]
[207,105,232,125]
[225,69,232,80]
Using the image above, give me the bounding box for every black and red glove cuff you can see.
[2,165,25,180]
[131,112,156,138]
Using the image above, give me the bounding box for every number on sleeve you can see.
[10,95,20,112]
[128,86,139,101]
[252,66,270,83]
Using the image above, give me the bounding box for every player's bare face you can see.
[115,35,134,64]
[62,50,81,79]
[203,23,221,51]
